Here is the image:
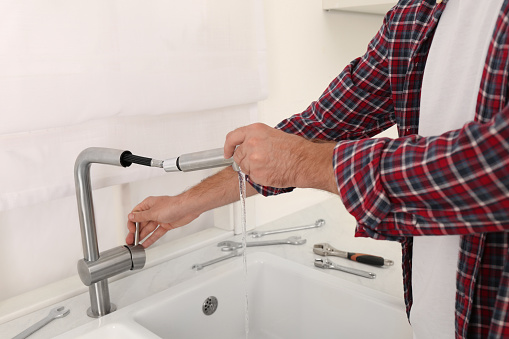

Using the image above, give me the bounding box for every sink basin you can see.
[58,252,412,338]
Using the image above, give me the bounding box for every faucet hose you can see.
[120,152,153,167]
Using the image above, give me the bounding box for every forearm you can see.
[180,167,259,216]
[291,140,337,193]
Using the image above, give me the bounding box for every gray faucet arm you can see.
[162,147,239,172]
[74,148,130,262]
[74,147,146,318]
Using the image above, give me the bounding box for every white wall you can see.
[253,1,394,226]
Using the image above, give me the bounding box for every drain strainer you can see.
[202,296,218,315]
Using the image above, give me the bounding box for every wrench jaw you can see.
[289,236,307,245]
[247,231,263,238]
[313,243,347,258]
[314,258,333,269]
[217,241,242,252]
[51,306,71,319]
[313,244,328,256]
[192,264,205,271]
[314,219,326,227]
[220,246,238,252]
[217,240,235,247]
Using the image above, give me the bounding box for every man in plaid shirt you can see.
[129,0,509,337]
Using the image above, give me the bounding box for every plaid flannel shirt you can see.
[249,1,509,338]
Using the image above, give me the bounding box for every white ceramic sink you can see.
[57,252,412,339]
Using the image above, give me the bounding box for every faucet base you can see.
[86,304,117,318]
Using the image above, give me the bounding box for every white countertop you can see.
[0,196,405,338]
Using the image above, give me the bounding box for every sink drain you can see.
[202,296,218,316]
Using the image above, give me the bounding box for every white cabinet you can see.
[323,0,396,15]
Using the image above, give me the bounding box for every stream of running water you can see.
[237,171,249,339]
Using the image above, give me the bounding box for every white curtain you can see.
[0,0,267,211]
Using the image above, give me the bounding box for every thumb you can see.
[224,127,247,158]
[128,210,152,223]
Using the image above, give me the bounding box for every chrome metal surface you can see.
[150,159,164,168]
[128,244,146,270]
[86,301,116,319]
[134,222,140,246]
[162,156,180,172]
[202,296,219,315]
[314,258,376,279]
[248,219,325,238]
[179,148,233,171]
[313,243,347,258]
[74,147,146,318]
[163,148,236,172]
[75,148,126,263]
[192,250,243,270]
[218,236,306,252]
[77,246,132,286]
[87,280,113,318]
[13,306,70,339]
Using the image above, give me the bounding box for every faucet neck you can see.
[74,148,129,261]
[74,148,131,318]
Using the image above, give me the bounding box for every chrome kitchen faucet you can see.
[74,147,239,317]
[74,148,147,318]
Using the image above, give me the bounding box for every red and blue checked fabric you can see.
[249,0,509,338]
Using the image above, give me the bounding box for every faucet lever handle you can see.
[134,222,140,246]
[128,222,146,271]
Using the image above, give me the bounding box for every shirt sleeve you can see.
[249,8,397,196]
[336,105,509,240]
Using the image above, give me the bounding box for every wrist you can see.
[179,188,207,218]
[294,140,337,194]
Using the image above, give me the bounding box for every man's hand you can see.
[224,123,338,193]
[126,166,258,248]
[126,195,200,248]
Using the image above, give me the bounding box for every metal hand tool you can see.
[248,219,325,238]
[192,250,243,270]
[314,258,376,279]
[13,306,70,339]
[313,243,393,267]
[218,236,306,252]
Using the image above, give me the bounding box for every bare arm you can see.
[127,167,258,248]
